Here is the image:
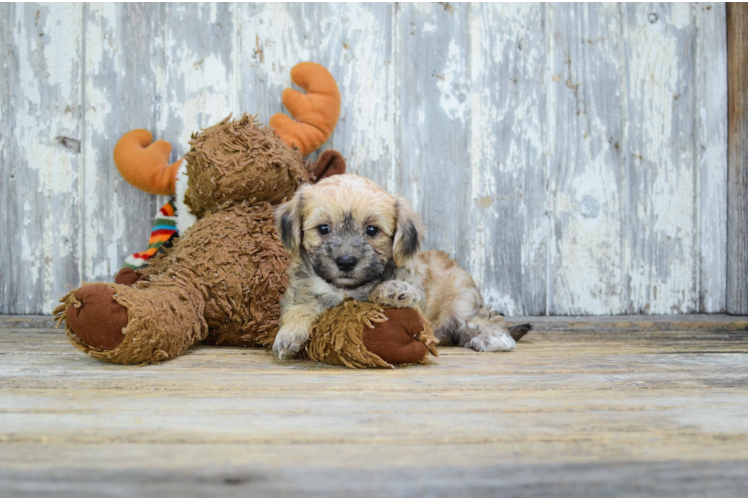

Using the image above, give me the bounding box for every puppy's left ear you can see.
[309,150,346,182]
[393,196,425,267]
[275,188,306,255]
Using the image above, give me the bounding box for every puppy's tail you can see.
[508,323,532,341]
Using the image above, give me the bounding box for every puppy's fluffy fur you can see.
[273,174,528,359]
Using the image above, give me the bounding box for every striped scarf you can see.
[123,200,179,269]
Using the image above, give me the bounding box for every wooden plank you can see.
[81,3,162,283]
[159,3,237,155]
[466,3,548,316]
[3,386,748,445]
[510,313,748,332]
[0,316,55,330]
[5,313,748,332]
[0,452,746,497]
[1,324,748,496]
[623,3,698,314]
[277,312,748,332]
[2,329,747,393]
[727,3,748,314]
[238,3,395,188]
[0,3,10,313]
[2,4,83,314]
[547,3,626,315]
[697,3,728,313]
[396,3,471,264]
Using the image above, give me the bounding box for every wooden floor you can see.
[2,315,748,497]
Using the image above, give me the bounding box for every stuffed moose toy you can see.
[55,62,438,368]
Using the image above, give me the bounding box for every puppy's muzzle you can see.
[335,255,358,272]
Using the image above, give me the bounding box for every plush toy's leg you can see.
[55,280,207,365]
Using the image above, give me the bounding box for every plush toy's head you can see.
[181,115,307,219]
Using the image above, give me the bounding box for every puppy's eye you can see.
[365,225,379,237]
[317,224,331,235]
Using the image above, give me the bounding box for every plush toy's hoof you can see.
[64,284,129,351]
[305,301,438,369]
[363,308,428,365]
[114,267,145,286]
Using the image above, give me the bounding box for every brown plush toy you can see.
[54,62,436,368]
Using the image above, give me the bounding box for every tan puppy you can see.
[273,174,530,360]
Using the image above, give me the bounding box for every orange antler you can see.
[113,130,182,195]
[269,62,341,157]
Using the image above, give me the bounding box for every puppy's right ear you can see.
[275,188,306,254]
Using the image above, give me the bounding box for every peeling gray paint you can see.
[0,2,729,315]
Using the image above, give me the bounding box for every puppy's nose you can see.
[335,255,358,272]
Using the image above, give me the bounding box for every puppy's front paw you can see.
[272,325,310,360]
[465,325,516,352]
[369,280,420,308]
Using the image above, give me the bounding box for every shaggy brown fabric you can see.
[54,280,207,365]
[183,115,309,218]
[136,202,289,347]
[60,284,128,351]
[304,301,438,369]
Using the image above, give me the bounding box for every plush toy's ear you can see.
[392,196,425,267]
[275,188,307,254]
[310,150,346,182]
[270,62,341,157]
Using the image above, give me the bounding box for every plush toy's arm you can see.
[270,62,341,157]
[113,129,182,195]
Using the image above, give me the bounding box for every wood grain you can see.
[548,3,626,315]
[624,3,699,314]
[397,3,471,261]
[2,4,83,314]
[467,3,548,316]
[697,3,728,313]
[159,3,237,154]
[1,317,747,496]
[728,2,748,314]
[0,3,10,313]
[81,3,162,284]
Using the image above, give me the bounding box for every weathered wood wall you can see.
[0,3,729,316]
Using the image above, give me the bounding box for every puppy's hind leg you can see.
[426,289,516,352]
[459,318,533,352]
[418,249,531,352]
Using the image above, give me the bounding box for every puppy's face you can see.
[276,174,424,290]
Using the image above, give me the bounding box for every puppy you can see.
[272,173,530,360]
